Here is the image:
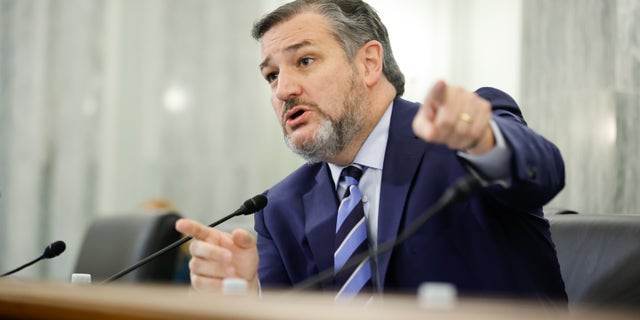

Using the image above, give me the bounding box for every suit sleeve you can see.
[475,87,565,211]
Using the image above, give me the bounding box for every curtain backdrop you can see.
[0,0,305,281]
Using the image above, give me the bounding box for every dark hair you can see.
[252,0,405,97]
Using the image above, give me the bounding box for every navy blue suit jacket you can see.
[254,88,567,302]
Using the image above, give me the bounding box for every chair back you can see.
[74,212,182,283]
[548,213,640,309]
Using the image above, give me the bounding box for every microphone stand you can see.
[1,256,45,277]
[102,195,267,283]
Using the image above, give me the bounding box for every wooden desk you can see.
[0,280,636,320]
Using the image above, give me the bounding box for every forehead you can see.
[260,12,339,60]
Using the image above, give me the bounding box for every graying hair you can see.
[252,0,405,97]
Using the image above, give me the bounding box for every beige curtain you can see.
[0,0,301,281]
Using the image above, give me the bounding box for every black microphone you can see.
[292,175,482,292]
[1,240,67,277]
[102,194,268,283]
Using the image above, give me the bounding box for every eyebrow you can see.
[259,40,313,71]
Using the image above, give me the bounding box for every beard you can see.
[283,72,367,164]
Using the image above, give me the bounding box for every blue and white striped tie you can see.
[334,164,372,299]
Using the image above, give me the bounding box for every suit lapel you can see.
[376,98,426,287]
[299,98,427,289]
[303,164,338,289]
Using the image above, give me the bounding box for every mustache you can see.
[281,98,318,120]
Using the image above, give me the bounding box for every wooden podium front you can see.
[0,280,636,320]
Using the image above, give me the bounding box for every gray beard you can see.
[285,114,358,164]
[284,81,366,163]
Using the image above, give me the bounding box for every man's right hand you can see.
[175,219,259,293]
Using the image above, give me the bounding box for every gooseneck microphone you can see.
[1,240,67,277]
[102,194,268,283]
[292,175,482,292]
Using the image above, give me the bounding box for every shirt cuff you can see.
[457,119,511,184]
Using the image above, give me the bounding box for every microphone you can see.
[102,194,268,283]
[1,240,67,277]
[292,175,482,291]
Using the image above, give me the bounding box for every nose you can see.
[274,69,302,102]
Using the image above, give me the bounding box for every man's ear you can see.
[358,40,384,88]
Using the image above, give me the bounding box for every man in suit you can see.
[176,0,567,303]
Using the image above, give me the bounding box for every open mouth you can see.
[290,109,305,120]
[284,106,307,123]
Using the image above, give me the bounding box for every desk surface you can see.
[0,280,637,320]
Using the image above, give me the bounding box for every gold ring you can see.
[459,112,473,123]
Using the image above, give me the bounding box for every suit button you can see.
[527,166,537,179]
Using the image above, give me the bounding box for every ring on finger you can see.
[459,112,473,123]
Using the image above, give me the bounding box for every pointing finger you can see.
[175,218,220,243]
[424,80,447,109]
[413,80,448,141]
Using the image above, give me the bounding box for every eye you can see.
[265,72,278,84]
[299,57,314,67]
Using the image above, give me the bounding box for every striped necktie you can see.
[334,164,372,299]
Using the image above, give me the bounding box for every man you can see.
[176,0,567,303]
